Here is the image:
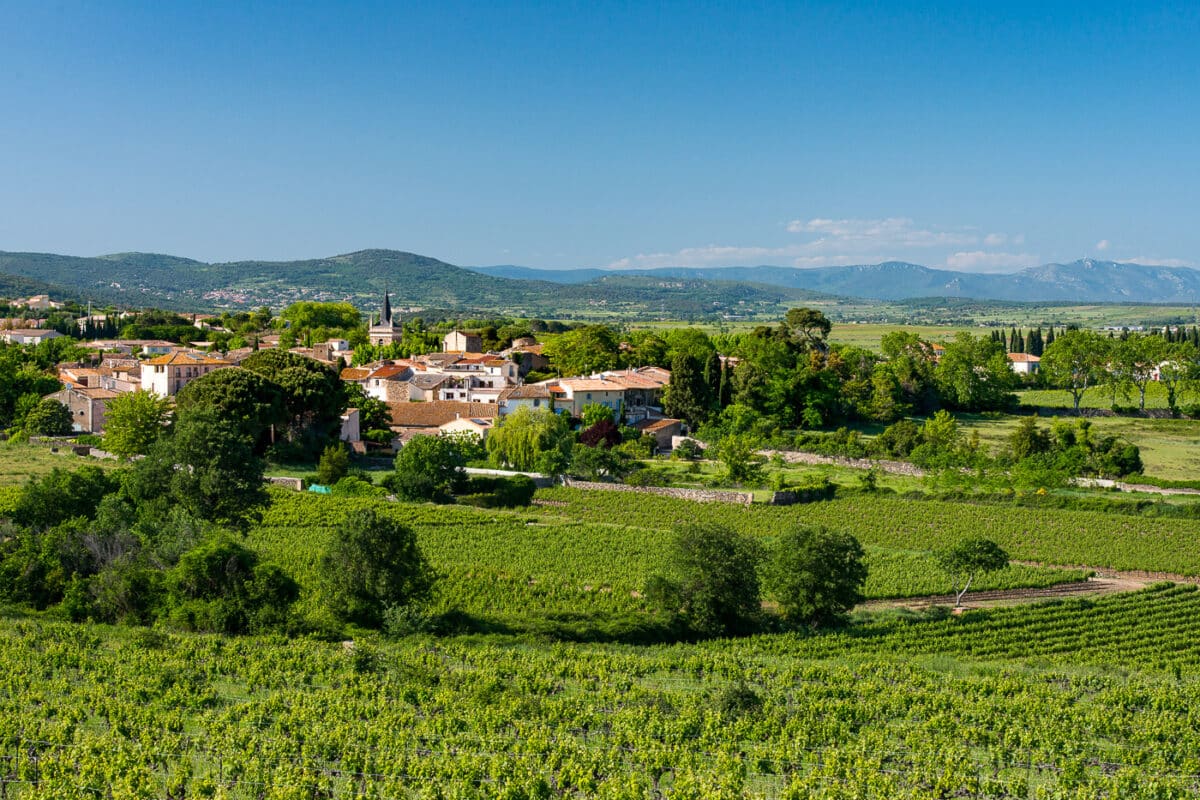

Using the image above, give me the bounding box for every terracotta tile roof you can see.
[144,351,231,367]
[77,387,120,400]
[500,384,553,400]
[367,364,412,380]
[1007,353,1041,362]
[559,378,625,392]
[601,372,665,390]
[388,400,500,428]
[340,367,371,381]
[409,373,451,389]
[420,353,462,366]
[3,329,59,338]
[60,367,101,379]
[440,417,494,429]
[634,417,682,432]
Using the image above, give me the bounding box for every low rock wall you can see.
[564,480,752,506]
[760,449,926,477]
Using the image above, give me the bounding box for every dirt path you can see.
[859,566,1200,612]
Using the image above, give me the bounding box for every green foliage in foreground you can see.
[247,490,1088,636]
[3,585,1200,798]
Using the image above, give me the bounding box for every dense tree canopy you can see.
[280,301,363,332]
[390,434,468,501]
[647,523,763,637]
[240,350,347,458]
[103,390,172,459]
[320,508,435,627]
[175,367,287,451]
[22,398,72,436]
[542,326,621,377]
[766,525,867,627]
[486,407,573,474]
[130,407,267,529]
[934,333,1016,411]
[1041,330,1110,414]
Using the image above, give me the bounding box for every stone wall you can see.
[564,480,752,506]
[760,449,926,478]
[266,476,304,491]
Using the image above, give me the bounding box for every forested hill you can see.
[0,249,829,318]
[474,259,1200,303]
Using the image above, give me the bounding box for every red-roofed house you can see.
[633,417,683,452]
[140,351,231,396]
[1007,353,1040,374]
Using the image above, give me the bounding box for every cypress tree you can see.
[718,359,732,409]
[663,353,710,428]
[702,350,721,408]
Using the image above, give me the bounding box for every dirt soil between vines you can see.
[860,566,1200,611]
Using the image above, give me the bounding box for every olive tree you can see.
[937,537,1009,608]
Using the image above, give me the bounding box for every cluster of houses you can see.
[38,292,682,451]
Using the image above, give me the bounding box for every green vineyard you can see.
[3,585,1200,798]
[531,488,1200,575]
[247,490,1090,632]
[7,483,1200,798]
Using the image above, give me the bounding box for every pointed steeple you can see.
[382,291,393,327]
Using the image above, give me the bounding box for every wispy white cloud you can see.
[607,245,794,270]
[1123,256,1193,268]
[944,251,1038,272]
[1095,239,1111,251]
[606,216,1032,272]
[785,217,977,251]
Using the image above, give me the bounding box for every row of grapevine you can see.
[2,588,1200,798]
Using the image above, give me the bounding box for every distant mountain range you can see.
[1,249,1197,317]
[472,259,1200,304]
[0,249,825,318]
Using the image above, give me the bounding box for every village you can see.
[25,292,683,455]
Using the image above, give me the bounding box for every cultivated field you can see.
[7,469,1200,798]
[4,584,1200,798]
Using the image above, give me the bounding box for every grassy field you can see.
[1019,380,1182,410]
[638,455,927,496]
[0,441,115,486]
[953,412,1200,481]
[825,323,979,351]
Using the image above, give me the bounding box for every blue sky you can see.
[1,1,1198,272]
